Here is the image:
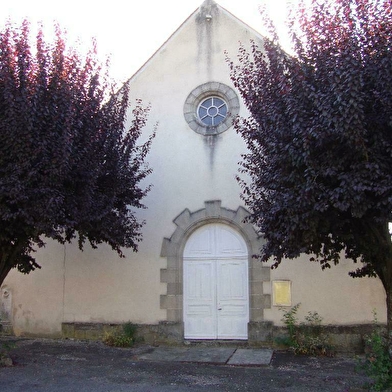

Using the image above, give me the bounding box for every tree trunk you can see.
[387,288,392,358]
[376,223,392,358]
[0,237,30,288]
[0,260,13,288]
[367,221,392,357]
[382,240,392,357]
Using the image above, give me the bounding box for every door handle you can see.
[218,307,222,310]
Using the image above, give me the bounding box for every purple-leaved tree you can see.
[228,0,392,352]
[0,20,155,287]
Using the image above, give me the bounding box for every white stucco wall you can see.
[1,2,387,337]
[264,256,386,326]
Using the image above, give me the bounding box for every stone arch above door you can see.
[160,200,271,328]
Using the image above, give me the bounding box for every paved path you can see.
[0,338,370,391]
[137,346,273,365]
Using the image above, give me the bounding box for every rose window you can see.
[197,97,228,127]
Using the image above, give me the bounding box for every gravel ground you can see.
[0,338,371,391]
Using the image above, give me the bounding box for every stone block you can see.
[173,209,191,230]
[250,237,266,255]
[261,267,271,282]
[61,323,75,339]
[160,238,171,257]
[0,322,13,336]
[250,258,263,269]
[166,282,182,295]
[158,321,184,342]
[248,321,274,343]
[250,307,264,322]
[74,329,87,340]
[169,228,186,247]
[250,294,271,310]
[329,333,363,353]
[233,206,249,225]
[160,294,182,310]
[160,269,177,284]
[166,309,182,322]
[166,256,179,270]
[135,324,159,345]
[205,200,222,217]
[250,267,265,282]
[209,81,221,92]
[250,281,263,295]
[250,294,264,309]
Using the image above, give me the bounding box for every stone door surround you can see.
[160,200,271,328]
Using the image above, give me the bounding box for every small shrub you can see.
[122,322,138,339]
[296,310,333,356]
[282,303,300,341]
[275,303,300,349]
[361,311,392,391]
[0,341,15,367]
[277,304,334,356]
[103,322,138,348]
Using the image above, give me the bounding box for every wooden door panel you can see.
[217,260,249,339]
[184,260,216,339]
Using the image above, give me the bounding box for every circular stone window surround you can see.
[183,82,240,135]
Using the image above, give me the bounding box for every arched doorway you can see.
[160,201,271,343]
[183,223,249,339]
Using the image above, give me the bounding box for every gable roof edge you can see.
[124,2,266,86]
[218,3,266,44]
[124,6,199,85]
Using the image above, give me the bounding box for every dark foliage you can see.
[0,20,154,286]
[228,0,392,348]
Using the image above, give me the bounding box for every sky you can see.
[1,0,292,83]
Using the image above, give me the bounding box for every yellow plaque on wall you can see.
[272,280,292,307]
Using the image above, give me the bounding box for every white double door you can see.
[183,224,249,340]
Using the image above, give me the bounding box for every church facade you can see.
[1,1,386,350]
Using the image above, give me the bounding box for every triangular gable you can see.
[126,0,265,84]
